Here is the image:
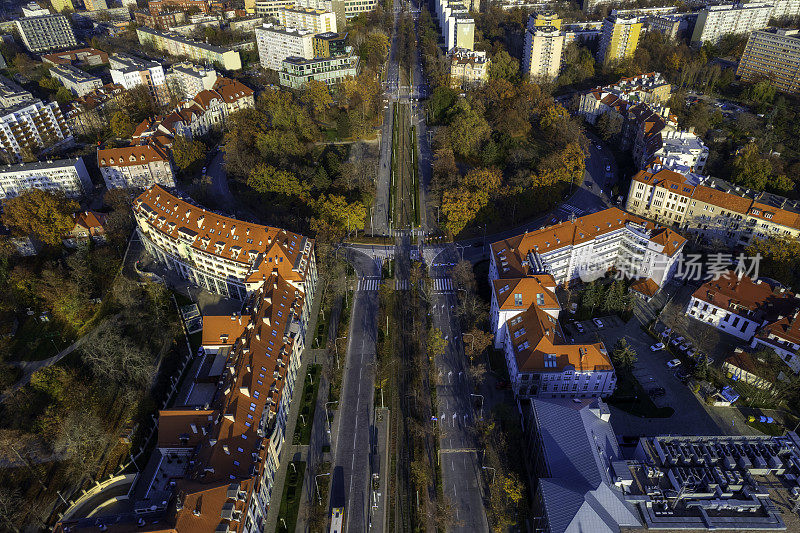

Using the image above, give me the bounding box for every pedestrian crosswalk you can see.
[432,278,453,293]
[395,279,409,290]
[358,277,381,291]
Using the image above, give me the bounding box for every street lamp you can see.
[315,472,331,505]
[334,336,347,369]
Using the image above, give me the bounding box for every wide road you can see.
[428,245,490,532]
[329,248,380,533]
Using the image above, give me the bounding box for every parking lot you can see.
[565,313,732,437]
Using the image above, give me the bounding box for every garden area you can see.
[276,461,306,533]
[293,365,322,445]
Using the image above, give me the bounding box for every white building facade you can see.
[691,3,772,46]
[97,144,176,190]
[0,157,91,199]
[255,24,315,71]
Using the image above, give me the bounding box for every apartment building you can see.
[489,208,685,292]
[646,13,686,40]
[21,2,50,17]
[435,0,475,51]
[42,47,109,67]
[84,0,107,10]
[502,302,616,400]
[279,50,359,89]
[277,6,337,33]
[0,100,73,161]
[649,129,708,173]
[313,31,347,57]
[166,62,218,99]
[738,28,800,95]
[0,75,33,109]
[56,187,317,533]
[0,157,90,200]
[253,0,294,16]
[255,24,315,71]
[626,164,800,247]
[523,24,565,81]
[133,8,186,29]
[490,274,560,348]
[691,3,772,47]
[598,11,642,65]
[137,27,242,70]
[344,0,376,17]
[578,72,671,124]
[15,14,77,52]
[133,185,317,302]
[48,64,103,97]
[50,0,73,12]
[148,0,211,13]
[769,0,800,19]
[687,271,798,342]
[109,53,169,105]
[98,143,176,189]
[448,48,489,88]
[133,77,254,140]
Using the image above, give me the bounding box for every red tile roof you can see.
[98,143,170,168]
[692,271,796,318]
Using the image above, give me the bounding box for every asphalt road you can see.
[429,245,490,532]
[329,248,381,533]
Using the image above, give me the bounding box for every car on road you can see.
[650,342,665,351]
[586,182,593,189]
[593,318,604,328]
[575,322,585,333]
[606,164,611,172]
[666,358,682,368]
[202,166,207,174]
[596,143,602,149]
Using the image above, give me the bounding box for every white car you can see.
[666,359,682,368]
[650,342,665,351]
[593,318,604,328]
[660,328,672,338]
[605,164,611,172]
[670,336,685,346]
[575,322,585,333]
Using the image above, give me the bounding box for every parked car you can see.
[650,342,665,351]
[670,336,685,346]
[661,328,672,338]
[667,358,682,368]
[202,166,207,174]
[575,322,585,333]
[686,348,697,359]
[593,318,604,328]
[675,369,690,382]
[678,343,691,352]
[569,302,578,314]
[605,164,611,172]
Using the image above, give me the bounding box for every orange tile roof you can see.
[172,480,250,532]
[490,208,685,279]
[507,305,612,372]
[71,210,107,235]
[134,186,313,281]
[213,77,254,103]
[749,202,800,230]
[630,277,659,298]
[692,271,796,316]
[157,409,215,447]
[760,310,800,346]
[691,185,752,213]
[98,143,170,168]
[631,167,696,198]
[201,314,248,346]
[493,275,559,311]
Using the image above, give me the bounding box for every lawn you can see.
[276,461,306,533]
[293,365,322,445]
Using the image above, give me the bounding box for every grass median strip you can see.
[276,461,306,533]
[294,364,322,445]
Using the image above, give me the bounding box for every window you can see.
[514,293,523,306]
[544,354,557,368]
[536,293,545,305]
[517,341,530,351]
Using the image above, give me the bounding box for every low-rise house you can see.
[41,47,109,67]
[578,72,671,125]
[448,48,489,89]
[751,310,800,373]
[723,349,776,389]
[64,83,124,136]
[48,64,103,97]
[63,210,107,247]
[97,143,176,189]
[687,271,798,342]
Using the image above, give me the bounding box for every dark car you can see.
[675,369,690,382]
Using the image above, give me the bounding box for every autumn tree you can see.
[110,111,134,138]
[2,189,78,246]
[730,143,792,192]
[447,99,490,158]
[172,135,206,172]
[301,80,333,115]
[312,194,366,234]
[442,187,488,236]
[247,164,307,199]
[596,112,623,141]
[488,49,519,82]
[427,327,448,360]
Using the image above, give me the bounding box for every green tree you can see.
[488,50,519,82]
[448,99,490,158]
[611,337,638,373]
[171,136,206,172]
[110,111,134,138]
[603,280,628,313]
[2,189,78,246]
[301,79,333,115]
[54,86,74,104]
[581,282,604,312]
[730,143,789,192]
[596,112,623,141]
